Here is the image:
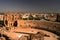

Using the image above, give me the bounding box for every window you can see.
[13,21,17,27]
[5,20,8,25]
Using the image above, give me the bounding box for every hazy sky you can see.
[0,0,60,12]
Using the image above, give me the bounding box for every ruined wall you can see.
[3,12,21,27]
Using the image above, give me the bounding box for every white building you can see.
[0,13,4,21]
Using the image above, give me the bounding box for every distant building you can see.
[22,13,33,20]
[44,14,57,21]
[22,14,30,19]
[0,13,4,21]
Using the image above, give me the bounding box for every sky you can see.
[0,0,60,12]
